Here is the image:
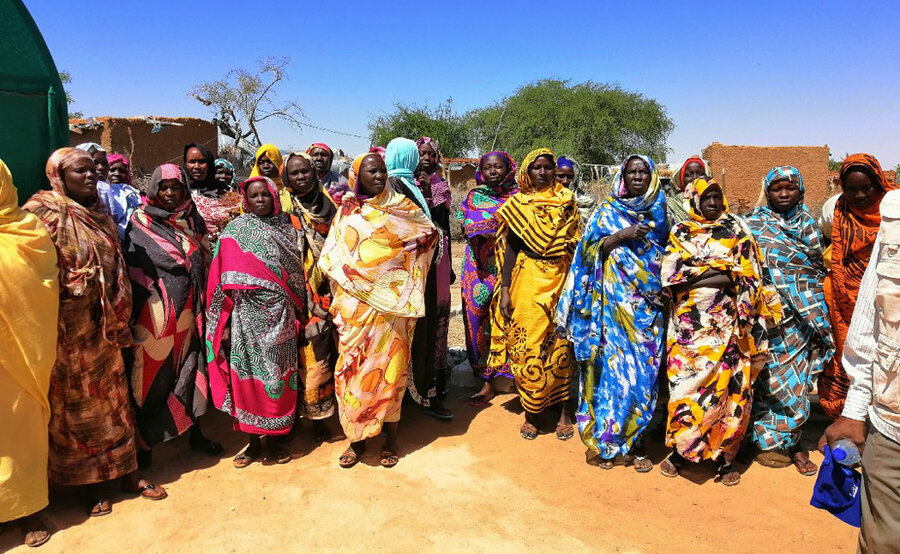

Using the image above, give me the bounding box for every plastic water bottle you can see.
[832,439,862,466]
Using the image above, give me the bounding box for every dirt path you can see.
[1,244,859,553]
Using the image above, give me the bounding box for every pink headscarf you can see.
[414,137,450,206]
[107,153,132,185]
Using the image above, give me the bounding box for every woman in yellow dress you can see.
[488,148,582,440]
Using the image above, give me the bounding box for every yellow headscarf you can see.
[0,158,59,418]
[248,143,291,212]
[496,148,582,258]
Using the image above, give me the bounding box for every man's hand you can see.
[819,416,867,454]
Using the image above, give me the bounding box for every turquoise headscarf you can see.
[385,137,430,216]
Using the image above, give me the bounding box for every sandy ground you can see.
[1,244,859,553]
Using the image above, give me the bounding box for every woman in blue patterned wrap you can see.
[745,165,833,476]
[557,155,669,471]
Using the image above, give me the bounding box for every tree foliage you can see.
[58,71,83,118]
[467,79,673,164]
[368,99,472,158]
[190,57,303,150]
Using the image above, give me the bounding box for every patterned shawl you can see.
[415,136,451,207]
[495,148,582,259]
[662,178,779,346]
[745,165,833,362]
[23,148,132,347]
[460,151,519,239]
[557,155,670,360]
[204,176,306,403]
[831,153,896,320]
[318,153,438,317]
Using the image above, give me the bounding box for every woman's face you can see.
[215,166,233,188]
[528,156,555,190]
[245,181,275,217]
[358,154,387,197]
[108,160,128,184]
[623,157,651,197]
[309,147,332,175]
[699,186,725,220]
[766,178,801,213]
[91,151,109,181]
[285,155,317,196]
[480,154,509,186]
[257,154,279,179]
[156,179,186,211]
[556,165,575,188]
[682,161,706,190]
[185,147,209,182]
[63,153,99,205]
[842,170,880,210]
[417,143,438,175]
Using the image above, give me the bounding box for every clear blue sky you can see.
[24,0,900,168]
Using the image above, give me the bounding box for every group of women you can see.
[1,129,893,547]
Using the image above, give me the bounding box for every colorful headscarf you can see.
[475,151,517,187]
[214,158,236,189]
[107,153,132,185]
[183,143,217,190]
[609,155,661,211]
[318,152,438,317]
[306,142,333,166]
[761,165,805,219]
[414,136,450,207]
[250,144,284,188]
[498,148,582,258]
[281,151,335,221]
[672,156,710,191]
[369,146,386,159]
[385,137,430,215]
[239,176,282,216]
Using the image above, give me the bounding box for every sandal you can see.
[380,450,399,468]
[717,463,741,486]
[123,480,167,501]
[87,499,112,518]
[659,455,681,478]
[233,452,258,469]
[339,446,362,468]
[468,391,495,407]
[790,447,818,477]
[520,422,538,440]
[555,423,575,441]
[755,448,793,469]
[632,455,653,473]
[22,516,51,548]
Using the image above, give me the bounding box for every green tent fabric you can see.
[0,0,68,204]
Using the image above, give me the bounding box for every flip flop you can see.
[555,423,575,441]
[632,456,654,473]
[339,447,361,468]
[87,500,112,518]
[380,450,399,468]
[468,392,495,407]
[520,422,538,440]
[659,456,680,478]
[233,452,258,469]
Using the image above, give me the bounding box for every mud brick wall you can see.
[70,116,217,178]
[703,143,830,216]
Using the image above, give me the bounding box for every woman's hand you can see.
[416,172,432,197]
[604,224,651,256]
[499,287,513,320]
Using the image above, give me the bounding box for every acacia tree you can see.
[59,71,83,118]
[190,57,303,150]
[467,79,673,164]
[368,99,472,157]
